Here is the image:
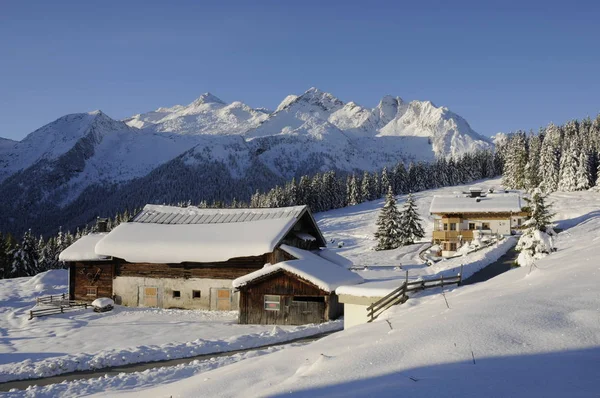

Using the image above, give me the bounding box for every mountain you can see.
[0,136,15,149]
[0,88,491,236]
[123,93,270,135]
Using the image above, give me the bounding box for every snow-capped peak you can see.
[276,95,299,112]
[189,92,225,106]
[277,87,344,115]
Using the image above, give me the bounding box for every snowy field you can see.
[317,177,523,295]
[0,271,340,383]
[84,181,599,397]
[2,177,600,397]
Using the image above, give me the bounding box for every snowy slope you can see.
[124,93,270,135]
[0,136,16,150]
[102,187,600,398]
[0,88,491,236]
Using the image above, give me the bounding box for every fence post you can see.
[459,264,464,285]
[441,275,444,288]
[29,311,33,320]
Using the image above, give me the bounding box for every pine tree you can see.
[361,171,373,202]
[557,141,578,191]
[525,132,542,189]
[374,186,403,251]
[0,232,9,279]
[399,193,425,245]
[595,161,600,191]
[11,229,39,277]
[516,189,556,267]
[575,151,591,190]
[393,162,408,194]
[538,123,561,192]
[381,167,390,195]
[347,174,361,205]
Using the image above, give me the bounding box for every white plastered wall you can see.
[112,276,239,310]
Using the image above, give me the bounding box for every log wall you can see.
[238,270,335,325]
[70,262,115,301]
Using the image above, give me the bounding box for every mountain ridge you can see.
[0,88,492,236]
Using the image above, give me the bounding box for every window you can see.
[293,296,325,303]
[482,222,490,230]
[443,223,448,231]
[172,290,181,299]
[449,223,457,231]
[192,290,201,299]
[469,223,475,230]
[449,243,457,251]
[86,287,97,297]
[517,218,522,226]
[264,295,281,311]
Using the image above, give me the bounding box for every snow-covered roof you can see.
[58,233,110,262]
[314,249,354,268]
[132,204,306,225]
[429,193,522,214]
[96,217,298,264]
[232,245,363,293]
[61,205,326,264]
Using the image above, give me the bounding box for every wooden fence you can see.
[366,272,462,322]
[29,294,90,320]
[36,293,68,305]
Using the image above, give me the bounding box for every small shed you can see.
[233,245,363,325]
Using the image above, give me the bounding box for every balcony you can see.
[432,230,474,241]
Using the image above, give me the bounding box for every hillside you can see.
[100,183,600,398]
[3,179,598,397]
[0,88,491,236]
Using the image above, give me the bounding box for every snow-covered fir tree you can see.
[399,193,425,245]
[557,141,578,191]
[500,115,600,193]
[575,151,591,191]
[516,189,556,267]
[374,186,403,251]
[11,229,39,277]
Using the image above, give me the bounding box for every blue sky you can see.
[1,0,599,140]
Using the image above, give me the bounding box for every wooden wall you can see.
[114,254,276,280]
[68,248,302,306]
[238,270,337,325]
[70,262,115,301]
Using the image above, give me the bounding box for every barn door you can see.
[143,286,159,307]
[216,289,231,311]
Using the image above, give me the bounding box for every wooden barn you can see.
[59,205,349,312]
[233,245,363,325]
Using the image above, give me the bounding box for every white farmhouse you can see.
[429,187,527,257]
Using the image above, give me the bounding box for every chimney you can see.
[96,217,108,233]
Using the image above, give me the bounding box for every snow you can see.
[0,318,341,384]
[0,269,342,384]
[91,298,114,309]
[232,245,363,292]
[58,233,109,262]
[100,184,600,398]
[95,217,297,264]
[314,248,354,268]
[3,178,600,397]
[429,193,522,213]
[1,88,492,215]
[335,237,515,298]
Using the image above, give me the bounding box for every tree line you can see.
[500,115,600,192]
[0,210,134,279]
[0,149,499,279]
